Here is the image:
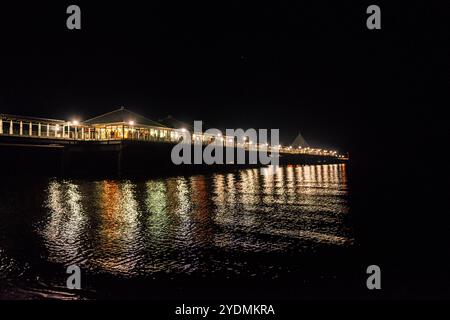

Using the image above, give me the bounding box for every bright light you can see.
[243,137,247,141]
[72,120,79,125]
[181,128,187,132]
[249,141,253,145]
[129,120,135,126]
[218,133,222,137]
[228,138,233,143]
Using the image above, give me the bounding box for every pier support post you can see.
[47,124,50,137]
[29,122,32,136]
[0,119,2,134]
[9,121,13,135]
[38,123,41,136]
[19,121,23,135]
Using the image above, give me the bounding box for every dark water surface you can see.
[0,164,359,299]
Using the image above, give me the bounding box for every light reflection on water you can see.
[0,164,352,298]
[37,164,351,277]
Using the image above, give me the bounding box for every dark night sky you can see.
[0,1,448,155]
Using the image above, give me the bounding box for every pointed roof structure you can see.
[83,107,166,127]
[158,115,193,131]
[291,131,310,148]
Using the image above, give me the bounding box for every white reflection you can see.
[42,180,88,265]
[212,164,352,251]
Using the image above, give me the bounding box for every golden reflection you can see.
[212,173,226,205]
[189,176,214,243]
[92,180,141,274]
[190,176,208,212]
[239,169,259,211]
[286,166,295,198]
[338,163,348,184]
[211,173,234,219]
[225,172,237,205]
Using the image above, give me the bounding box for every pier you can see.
[0,107,348,177]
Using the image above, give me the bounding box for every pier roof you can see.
[291,132,310,148]
[83,107,167,127]
[158,115,193,131]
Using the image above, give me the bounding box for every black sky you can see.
[0,1,448,154]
